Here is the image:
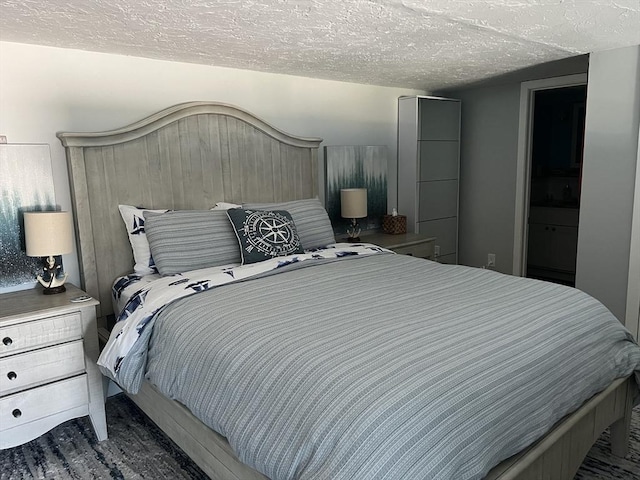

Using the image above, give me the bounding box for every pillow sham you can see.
[144,209,241,276]
[242,198,335,250]
[118,205,168,275]
[227,208,304,265]
[212,202,242,210]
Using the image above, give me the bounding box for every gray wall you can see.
[440,57,589,272]
[448,84,521,272]
[575,45,640,321]
[442,47,640,322]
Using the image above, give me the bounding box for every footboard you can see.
[486,375,636,480]
[125,375,636,480]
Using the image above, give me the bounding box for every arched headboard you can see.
[58,102,323,326]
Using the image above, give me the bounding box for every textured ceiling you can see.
[1,0,639,90]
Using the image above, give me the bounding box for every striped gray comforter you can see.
[121,254,640,480]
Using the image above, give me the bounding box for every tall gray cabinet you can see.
[398,96,460,264]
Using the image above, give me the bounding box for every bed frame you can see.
[58,101,636,480]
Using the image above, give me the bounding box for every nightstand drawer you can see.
[0,313,82,358]
[0,341,85,396]
[394,241,434,259]
[0,374,88,432]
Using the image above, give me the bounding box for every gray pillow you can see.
[144,210,240,276]
[243,198,335,250]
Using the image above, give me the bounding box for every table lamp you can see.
[24,211,74,294]
[341,188,367,242]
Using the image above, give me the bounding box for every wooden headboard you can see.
[57,102,323,327]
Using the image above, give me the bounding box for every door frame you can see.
[625,121,640,340]
[512,73,588,276]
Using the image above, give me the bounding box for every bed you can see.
[57,101,639,480]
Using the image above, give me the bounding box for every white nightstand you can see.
[0,284,107,448]
[362,232,437,260]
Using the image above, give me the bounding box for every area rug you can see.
[0,394,207,480]
[1,395,638,479]
[575,402,640,480]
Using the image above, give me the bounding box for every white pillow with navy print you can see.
[211,202,242,210]
[118,205,168,275]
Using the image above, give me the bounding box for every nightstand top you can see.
[361,232,436,250]
[0,284,98,324]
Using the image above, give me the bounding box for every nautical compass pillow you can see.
[227,208,304,265]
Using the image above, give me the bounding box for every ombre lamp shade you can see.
[24,211,73,294]
[340,188,368,219]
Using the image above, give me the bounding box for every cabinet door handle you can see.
[551,227,556,232]
[12,409,22,418]
[545,226,549,231]
[7,371,17,381]
[2,337,12,346]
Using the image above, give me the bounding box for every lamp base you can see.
[345,218,362,243]
[42,284,67,295]
[37,256,68,295]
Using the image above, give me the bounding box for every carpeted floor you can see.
[1,395,638,479]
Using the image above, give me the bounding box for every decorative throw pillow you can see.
[243,198,335,250]
[118,205,168,275]
[227,208,304,265]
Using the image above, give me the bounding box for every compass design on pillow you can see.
[240,210,303,258]
[227,208,304,264]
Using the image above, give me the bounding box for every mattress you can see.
[102,248,640,480]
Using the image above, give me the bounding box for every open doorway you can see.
[512,73,588,280]
[526,85,587,286]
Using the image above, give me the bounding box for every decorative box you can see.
[382,214,407,234]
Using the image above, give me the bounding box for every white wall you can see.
[575,45,640,322]
[0,41,424,292]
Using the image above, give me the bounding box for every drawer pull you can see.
[12,409,21,418]
[2,337,12,346]
[7,371,17,381]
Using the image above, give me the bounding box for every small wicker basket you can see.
[382,214,407,234]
